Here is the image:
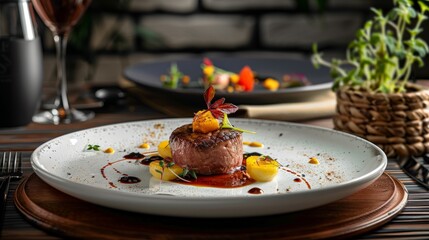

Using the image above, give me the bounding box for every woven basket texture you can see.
[333,83,429,158]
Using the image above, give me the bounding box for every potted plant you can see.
[312,0,429,157]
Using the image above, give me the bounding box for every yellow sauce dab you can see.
[104,147,115,154]
[243,141,263,148]
[139,143,150,149]
[309,157,320,165]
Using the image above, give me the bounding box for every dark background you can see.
[35,0,429,87]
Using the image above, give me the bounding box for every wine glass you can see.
[31,0,94,124]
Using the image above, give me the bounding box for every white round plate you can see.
[31,119,387,218]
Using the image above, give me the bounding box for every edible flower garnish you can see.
[203,85,238,119]
[193,86,255,134]
[193,85,238,133]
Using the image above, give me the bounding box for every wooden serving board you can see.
[14,173,407,239]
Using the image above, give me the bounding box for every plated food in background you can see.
[160,57,310,92]
[123,56,333,104]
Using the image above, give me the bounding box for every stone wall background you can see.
[37,0,429,87]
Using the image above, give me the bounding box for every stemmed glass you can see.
[32,0,93,124]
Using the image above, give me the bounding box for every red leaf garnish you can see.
[216,103,239,114]
[210,109,224,119]
[202,86,238,119]
[203,57,213,66]
[204,86,215,109]
[210,98,225,109]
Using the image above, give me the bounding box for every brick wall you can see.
[38,0,429,86]
[78,0,391,53]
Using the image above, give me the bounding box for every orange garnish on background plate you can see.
[238,65,255,91]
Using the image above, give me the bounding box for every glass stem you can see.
[53,32,71,117]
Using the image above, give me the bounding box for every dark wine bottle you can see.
[0,0,43,127]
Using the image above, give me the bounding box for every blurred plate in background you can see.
[123,56,332,105]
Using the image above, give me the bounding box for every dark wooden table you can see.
[0,98,428,239]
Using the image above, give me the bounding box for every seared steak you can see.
[169,124,243,175]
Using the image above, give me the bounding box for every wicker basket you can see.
[333,83,429,158]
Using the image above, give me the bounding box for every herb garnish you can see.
[157,160,196,182]
[87,144,100,151]
[256,155,282,168]
[161,63,188,89]
[179,167,198,179]
[221,113,255,133]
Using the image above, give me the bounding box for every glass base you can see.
[33,108,94,125]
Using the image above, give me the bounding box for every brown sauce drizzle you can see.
[99,151,312,191]
[175,170,255,188]
[100,158,136,188]
[140,155,164,165]
[248,187,264,194]
[282,167,311,189]
[124,152,145,159]
[119,176,141,184]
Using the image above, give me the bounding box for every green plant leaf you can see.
[416,38,429,52]
[387,8,400,20]
[370,33,382,45]
[415,57,425,67]
[408,6,418,18]
[419,1,429,13]
[385,35,397,53]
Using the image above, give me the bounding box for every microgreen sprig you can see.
[178,167,198,180]
[256,155,282,168]
[221,113,255,134]
[157,160,196,182]
[87,144,100,151]
[161,63,184,89]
